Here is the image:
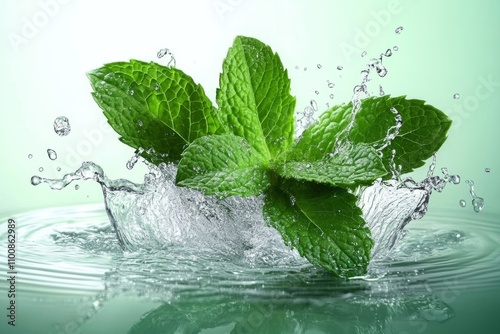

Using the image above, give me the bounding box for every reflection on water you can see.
[1,205,498,333]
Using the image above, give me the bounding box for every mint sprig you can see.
[88,36,451,278]
[176,134,271,197]
[291,96,452,175]
[217,36,296,160]
[264,180,373,277]
[87,60,224,164]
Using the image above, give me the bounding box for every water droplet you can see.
[337,66,343,70]
[53,116,71,136]
[28,154,33,159]
[329,94,334,99]
[295,65,299,70]
[129,89,134,96]
[75,184,80,190]
[465,180,485,213]
[376,107,402,155]
[485,167,491,173]
[459,199,466,207]
[154,84,160,91]
[38,167,44,172]
[126,148,144,170]
[31,176,41,186]
[157,48,169,58]
[472,197,485,213]
[317,64,322,69]
[138,120,143,127]
[450,174,461,184]
[327,82,335,88]
[367,58,388,77]
[157,48,176,67]
[395,26,403,34]
[379,85,385,96]
[453,93,460,99]
[56,167,61,172]
[47,149,57,160]
[384,49,393,57]
[315,90,319,95]
[361,51,367,57]
[310,100,318,111]
[303,67,307,71]
[393,46,399,51]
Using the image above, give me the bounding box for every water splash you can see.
[295,106,315,136]
[31,154,464,266]
[126,148,144,170]
[332,53,389,154]
[53,116,71,136]
[465,180,485,213]
[31,161,143,192]
[359,154,467,260]
[367,57,388,77]
[375,107,402,154]
[157,48,176,67]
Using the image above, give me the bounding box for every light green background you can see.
[1,0,499,214]
[0,1,499,333]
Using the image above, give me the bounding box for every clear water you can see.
[2,1,500,333]
[1,204,499,334]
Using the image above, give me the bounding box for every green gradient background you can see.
[1,0,499,214]
[1,1,499,334]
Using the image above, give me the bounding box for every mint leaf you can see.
[290,95,451,174]
[277,143,387,187]
[87,60,224,164]
[217,36,296,160]
[264,180,373,278]
[176,135,271,197]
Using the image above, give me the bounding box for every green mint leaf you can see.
[277,143,387,187]
[87,60,223,164]
[264,180,373,278]
[290,95,451,174]
[176,134,271,197]
[217,36,296,160]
